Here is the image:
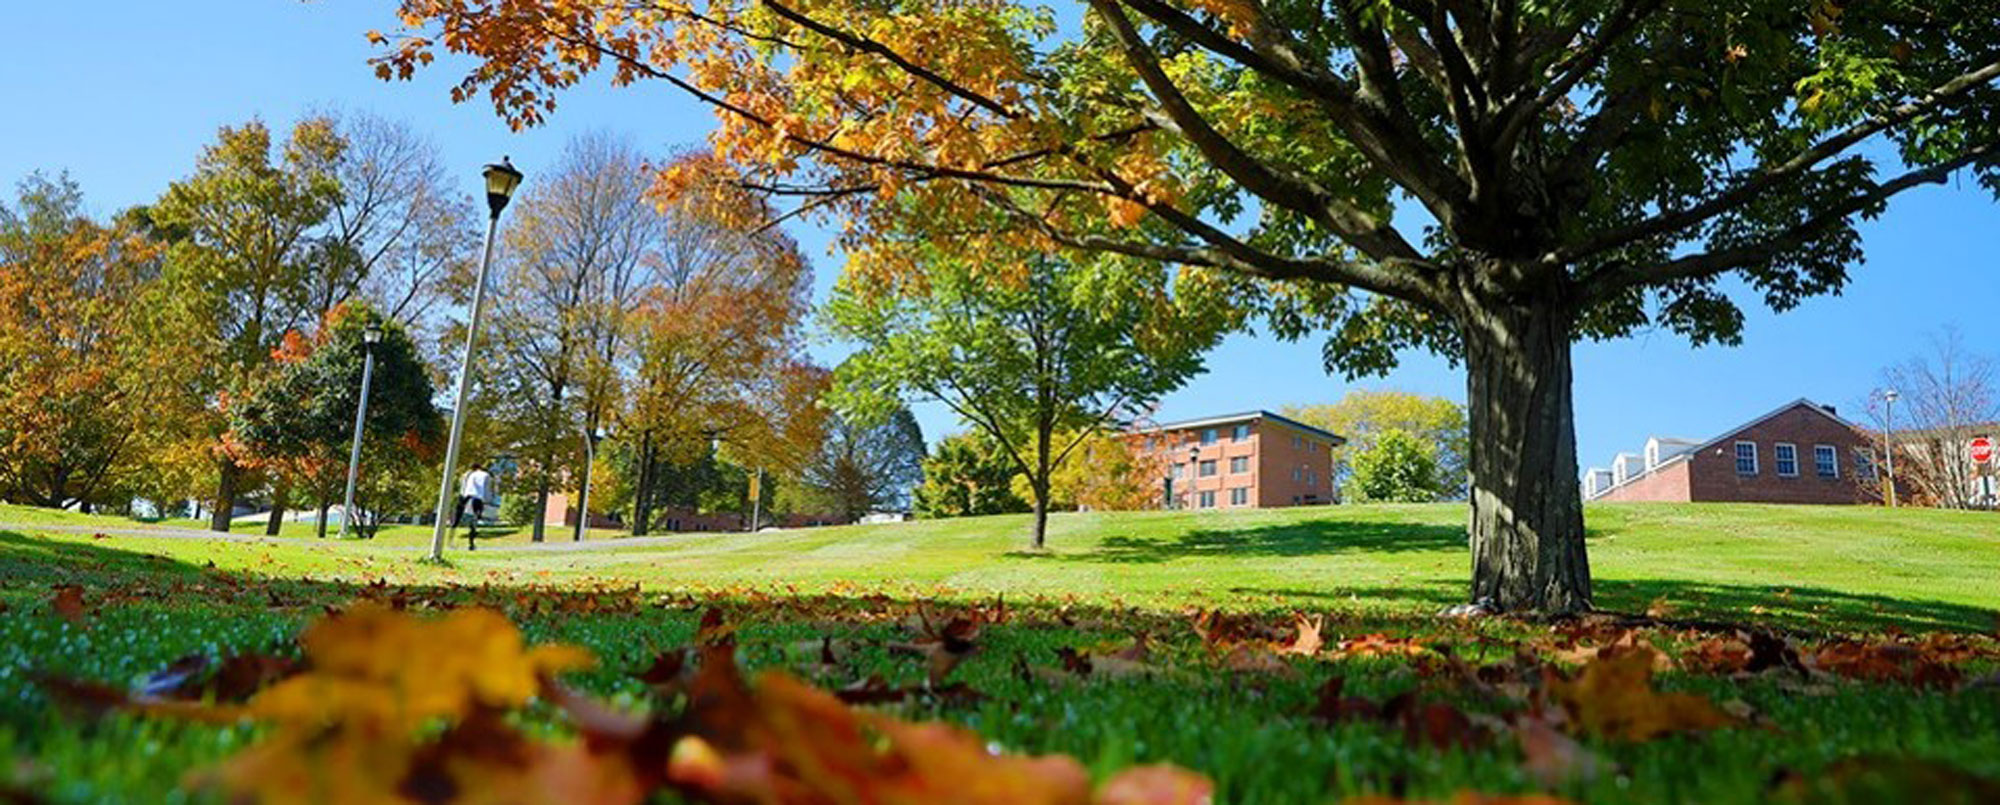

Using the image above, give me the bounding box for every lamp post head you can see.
[483,157,524,218]
[1884,388,1900,404]
[363,323,384,345]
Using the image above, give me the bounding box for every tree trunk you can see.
[1030,424,1052,550]
[316,500,330,539]
[210,459,238,533]
[532,476,549,542]
[265,478,288,536]
[1462,299,1592,614]
[632,432,655,537]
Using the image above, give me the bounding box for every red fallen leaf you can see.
[1809,640,1960,687]
[1219,644,1296,676]
[49,585,88,624]
[1310,678,1491,751]
[891,610,983,685]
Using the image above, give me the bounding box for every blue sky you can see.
[5,2,1996,473]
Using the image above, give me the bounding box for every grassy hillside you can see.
[5,502,1994,632]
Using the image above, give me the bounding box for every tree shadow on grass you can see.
[1031,520,1471,564]
[1593,578,2000,635]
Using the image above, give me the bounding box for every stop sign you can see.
[1973,437,1995,464]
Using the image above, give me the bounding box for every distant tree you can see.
[1286,391,1468,501]
[794,408,925,523]
[1349,429,1445,504]
[323,111,480,332]
[1038,431,1167,512]
[1863,330,1999,510]
[145,118,346,532]
[913,432,1029,519]
[230,304,443,537]
[827,252,1225,548]
[0,173,181,510]
[621,152,817,535]
[484,134,667,540]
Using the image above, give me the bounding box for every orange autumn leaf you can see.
[1548,647,1741,741]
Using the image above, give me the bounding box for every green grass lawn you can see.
[2,502,1996,802]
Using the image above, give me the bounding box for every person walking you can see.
[454,463,493,550]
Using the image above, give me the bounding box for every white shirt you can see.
[461,469,492,500]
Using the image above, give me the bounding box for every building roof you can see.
[1140,409,1348,445]
[1586,398,1857,500]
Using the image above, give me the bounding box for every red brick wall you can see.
[1129,417,1336,508]
[1255,421,1335,506]
[1595,459,1692,502]
[1684,406,1879,504]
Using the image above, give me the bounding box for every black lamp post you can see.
[1187,444,1201,509]
[429,159,523,561]
[338,322,385,539]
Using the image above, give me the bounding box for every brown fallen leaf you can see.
[1281,613,1325,656]
[1548,647,1741,741]
[49,585,88,625]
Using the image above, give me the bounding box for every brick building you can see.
[1586,399,1882,504]
[1129,410,1346,509]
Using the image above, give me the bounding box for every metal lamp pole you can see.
[1883,388,1899,508]
[573,425,607,542]
[337,323,384,539]
[428,158,523,562]
[1187,444,1201,509]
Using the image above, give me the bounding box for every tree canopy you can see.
[379,0,2000,610]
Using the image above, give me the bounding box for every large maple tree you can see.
[377,0,2000,611]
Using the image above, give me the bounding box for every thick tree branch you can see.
[1580,139,2000,297]
[1558,56,2000,264]
[1089,0,1423,262]
[1494,0,1664,161]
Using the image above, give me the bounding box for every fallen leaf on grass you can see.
[49,585,88,624]
[1344,793,1576,804]
[1310,677,1493,751]
[1280,613,1325,656]
[1334,633,1429,659]
[1809,640,1961,688]
[1548,647,1741,741]
[1514,717,1607,787]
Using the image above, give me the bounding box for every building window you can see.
[1200,428,1217,445]
[1229,456,1249,473]
[1774,443,1798,477]
[1232,423,1251,441]
[1292,435,1303,449]
[1199,459,1217,477]
[1305,470,1317,487]
[1814,444,1838,478]
[1229,487,1249,506]
[1734,441,1759,476]
[1169,464,1184,480]
[1197,490,1216,508]
[1854,448,1877,479]
[1145,436,1157,451]
[1291,467,1302,482]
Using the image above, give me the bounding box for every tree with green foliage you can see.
[913,432,1031,519]
[1287,391,1468,501]
[827,253,1225,548]
[1349,428,1447,503]
[393,0,2000,611]
[145,118,347,532]
[229,304,442,538]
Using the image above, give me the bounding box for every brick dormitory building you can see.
[1583,398,1883,504]
[1128,410,1347,509]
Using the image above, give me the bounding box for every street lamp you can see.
[337,322,385,539]
[1882,388,1900,508]
[428,158,523,561]
[574,424,609,542]
[1187,444,1201,509]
